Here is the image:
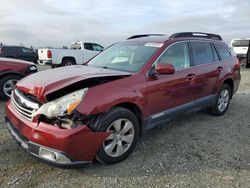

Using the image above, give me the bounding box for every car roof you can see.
[126,32,224,44]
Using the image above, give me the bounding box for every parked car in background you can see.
[5,32,240,167]
[0,58,37,100]
[0,46,38,63]
[230,38,250,68]
[38,41,104,67]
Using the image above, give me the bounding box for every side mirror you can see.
[155,63,175,74]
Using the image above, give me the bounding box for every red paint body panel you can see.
[6,101,110,161]
[16,65,130,102]
[0,57,35,76]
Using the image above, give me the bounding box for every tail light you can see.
[47,50,52,58]
[235,59,241,70]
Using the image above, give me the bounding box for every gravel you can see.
[0,66,250,188]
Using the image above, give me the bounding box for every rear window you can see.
[191,42,214,65]
[232,40,250,47]
[214,43,232,60]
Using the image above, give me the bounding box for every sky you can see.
[0,0,249,48]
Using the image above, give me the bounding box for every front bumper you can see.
[5,117,89,168]
[5,101,110,167]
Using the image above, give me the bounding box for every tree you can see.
[0,42,3,47]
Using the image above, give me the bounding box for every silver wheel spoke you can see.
[106,133,116,140]
[113,119,122,131]
[104,140,117,155]
[122,135,134,144]
[116,141,124,156]
[121,121,133,134]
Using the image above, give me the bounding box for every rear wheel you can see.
[0,75,22,100]
[93,107,139,164]
[207,84,231,116]
[240,58,246,69]
[62,59,76,66]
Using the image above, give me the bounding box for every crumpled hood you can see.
[16,65,131,102]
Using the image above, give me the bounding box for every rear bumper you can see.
[38,60,52,65]
[5,101,110,167]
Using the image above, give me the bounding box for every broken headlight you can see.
[34,88,88,118]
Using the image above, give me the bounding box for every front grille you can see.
[11,89,40,121]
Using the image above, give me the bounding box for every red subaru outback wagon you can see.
[5,32,241,167]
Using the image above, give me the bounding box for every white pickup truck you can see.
[38,41,104,67]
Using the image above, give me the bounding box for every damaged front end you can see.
[8,86,110,165]
[33,88,89,129]
[14,75,129,129]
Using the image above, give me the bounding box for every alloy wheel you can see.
[103,118,135,157]
[217,89,230,112]
[3,79,18,97]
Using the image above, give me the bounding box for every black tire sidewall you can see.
[94,107,139,164]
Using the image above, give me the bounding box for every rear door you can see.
[189,41,223,98]
[17,47,36,62]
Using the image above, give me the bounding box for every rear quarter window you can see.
[214,43,232,60]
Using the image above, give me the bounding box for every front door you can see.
[145,42,200,121]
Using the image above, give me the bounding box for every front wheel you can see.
[93,107,139,164]
[207,84,231,116]
[0,75,22,100]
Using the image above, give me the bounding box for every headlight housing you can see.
[34,88,88,118]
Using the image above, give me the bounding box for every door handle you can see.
[186,74,196,80]
[217,66,223,72]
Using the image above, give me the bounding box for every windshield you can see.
[87,42,160,72]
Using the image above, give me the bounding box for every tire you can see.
[61,59,76,66]
[240,58,246,69]
[93,107,139,164]
[0,75,22,100]
[207,84,231,116]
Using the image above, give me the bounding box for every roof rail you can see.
[169,32,222,41]
[127,34,166,40]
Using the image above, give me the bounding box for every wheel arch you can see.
[113,102,143,135]
[223,78,234,98]
[62,56,76,64]
[0,71,23,80]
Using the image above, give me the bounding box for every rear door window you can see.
[84,43,104,51]
[214,43,232,60]
[191,42,214,65]
[211,44,220,62]
[84,43,94,51]
[92,44,104,51]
